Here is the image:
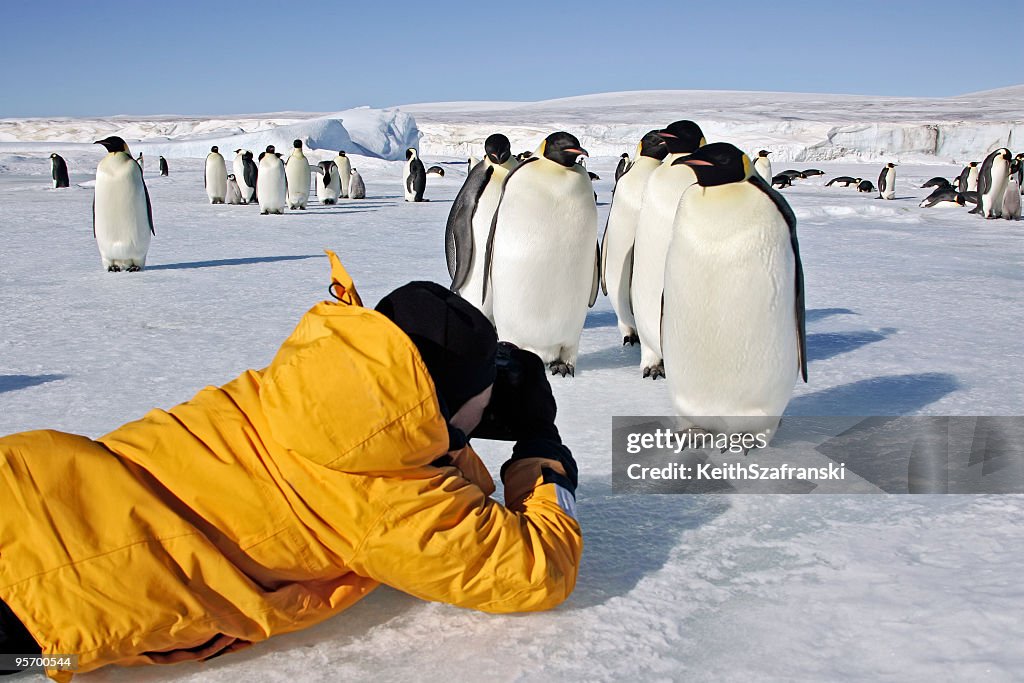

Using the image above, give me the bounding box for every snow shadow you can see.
[575,345,640,372]
[0,373,67,394]
[583,309,618,329]
[806,307,857,323]
[147,254,321,271]
[786,372,960,415]
[568,477,730,609]
[806,327,897,362]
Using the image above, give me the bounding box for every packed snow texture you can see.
[2,91,1023,681]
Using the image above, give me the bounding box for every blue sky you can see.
[3,0,1021,116]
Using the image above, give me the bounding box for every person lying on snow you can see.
[0,252,580,681]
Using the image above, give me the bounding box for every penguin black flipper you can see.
[144,183,155,235]
[589,241,600,308]
[599,217,610,296]
[244,158,258,201]
[446,161,492,289]
[92,195,96,238]
[877,167,887,197]
[482,156,539,302]
[749,173,807,382]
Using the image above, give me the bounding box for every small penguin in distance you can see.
[857,180,875,193]
[427,165,446,177]
[315,160,341,205]
[50,153,70,188]
[772,174,793,188]
[159,156,169,177]
[225,174,243,204]
[348,167,366,199]
[614,153,631,182]
[403,148,427,201]
[334,151,352,197]
[93,136,154,272]
[753,150,772,183]
[257,144,287,214]
[825,176,860,187]
[285,139,311,210]
[921,177,951,189]
[877,163,896,199]
[205,145,227,203]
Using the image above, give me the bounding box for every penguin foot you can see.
[260,210,268,215]
[107,264,121,273]
[642,363,665,380]
[622,334,639,346]
[126,265,141,272]
[548,361,574,377]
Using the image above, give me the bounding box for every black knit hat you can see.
[375,282,498,415]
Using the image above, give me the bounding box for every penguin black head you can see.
[658,120,705,154]
[338,150,346,156]
[540,132,588,168]
[673,142,751,187]
[266,145,275,153]
[1000,148,1011,161]
[293,139,303,149]
[758,150,771,157]
[484,133,512,164]
[50,153,58,159]
[211,145,219,153]
[94,136,129,154]
[638,130,669,160]
[406,147,418,160]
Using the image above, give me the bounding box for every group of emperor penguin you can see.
[446,123,806,441]
[204,142,365,214]
[916,148,1023,219]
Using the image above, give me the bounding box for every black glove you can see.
[470,342,559,443]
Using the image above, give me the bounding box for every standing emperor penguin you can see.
[158,156,169,177]
[285,139,311,209]
[257,145,287,215]
[484,132,598,377]
[348,167,366,199]
[599,130,669,345]
[233,149,257,203]
[1014,153,1024,191]
[630,119,706,379]
[49,153,70,188]
[446,133,517,320]
[205,146,227,203]
[225,174,243,204]
[614,153,632,182]
[334,151,352,197]
[136,152,144,172]
[956,161,980,193]
[404,148,427,202]
[753,150,772,183]
[972,148,1012,218]
[92,136,155,272]
[1002,161,1021,219]
[877,162,896,200]
[316,160,341,204]
[663,142,806,443]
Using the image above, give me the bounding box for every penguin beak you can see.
[659,132,678,139]
[680,158,714,166]
[565,147,588,157]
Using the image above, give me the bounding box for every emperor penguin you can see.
[158,156,169,177]
[49,153,70,188]
[956,161,979,193]
[334,151,351,197]
[919,188,966,208]
[404,147,427,201]
[630,119,706,379]
[467,156,479,174]
[825,176,860,187]
[614,153,632,182]
[972,148,1012,218]
[1014,153,1024,191]
[316,160,341,204]
[662,142,806,444]
[752,149,772,183]
[285,139,311,209]
[348,167,366,199]
[877,162,896,199]
[205,146,227,203]
[921,176,952,190]
[1002,162,1021,219]
[233,149,257,203]
[257,145,287,214]
[427,165,446,177]
[446,133,517,319]
[93,136,155,272]
[136,152,144,172]
[599,130,669,345]
[484,131,599,376]
[225,174,243,205]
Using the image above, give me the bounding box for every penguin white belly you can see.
[95,154,151,269]
[402,161,415,201]
[966,167,979,193]
[317,169,341,204]
[233,156,251,202]
[603,157,660,339]
[205,156,227,203]
[258,159,287,214]
[459,167,509,320]
[881,168,896,199]
[631,159,696,370]
[753,156,772,184]
[491,165,597,365]
[983,158,1009,218]
[286,157,310,209]
[663,183,797,439]
[1003,179,1021,219]
[335,157,352,197]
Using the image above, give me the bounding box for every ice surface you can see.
[2,91,1023,681]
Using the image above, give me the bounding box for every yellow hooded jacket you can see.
[0,253,582,681]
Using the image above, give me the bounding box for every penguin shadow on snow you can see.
[0,373,67,394]
[567,477,730,609]
[786,372,960,415]
[805,307,857,323]
[806,327,897,362]
[146,254,321,271]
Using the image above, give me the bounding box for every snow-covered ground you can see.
[2,94,1023,681]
